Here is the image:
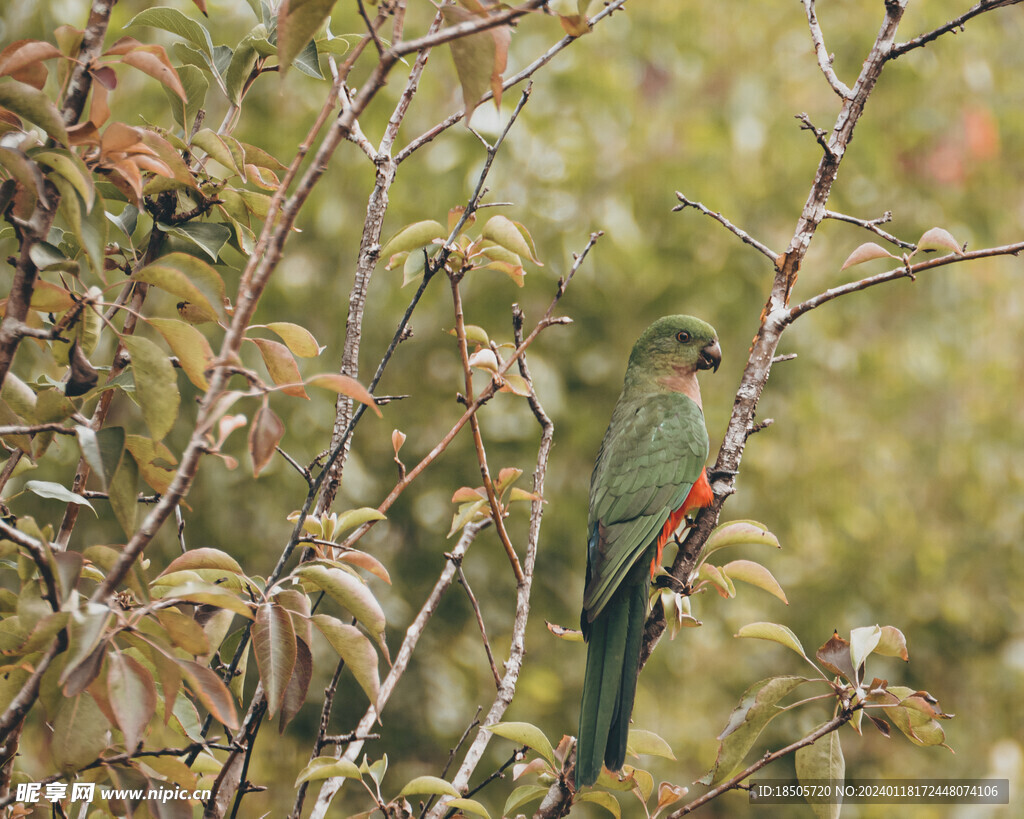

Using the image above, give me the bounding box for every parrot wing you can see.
[583,392,709,620]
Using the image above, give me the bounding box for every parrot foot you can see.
[707,467,738,482]
[653,574,688,594]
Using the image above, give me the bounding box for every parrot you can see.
[575,315,722,788]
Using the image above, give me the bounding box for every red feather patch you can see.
[651,469,714,577]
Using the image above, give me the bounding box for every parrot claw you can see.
[653,574,688,594]
[707,467,738,482]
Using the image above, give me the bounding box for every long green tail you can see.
[576,576,647,788]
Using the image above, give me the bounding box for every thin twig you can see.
[667,713,850,816]
[673,192,780,264]
[456,563,502,687]
[802,0,852,98]
[888,0,1022,59]
[785,241,1024,323]
[823,209,915,250]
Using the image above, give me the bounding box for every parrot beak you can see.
[697,339,722,372]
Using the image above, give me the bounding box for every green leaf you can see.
[0,80,68,145]
[190,128,239,175]
[277,0,336,74]
[292,37,324,79]
[699,520,781,564]
[485,721,555,767]
[253,601,297,717]
[398,775,460,798]
[125,6,215,58]
[50,693,110,772]
[294,564,388,660]
[873,625,909,661]
[167,63,209,131]
[503,785,547,816]
[380,219,446,259]
[159,220,232,261]
[721,559,788,604]
[795,726,845,819]
[333,507,386,534]
[34,149,95,210]
[701,676,809,787]
[252,337,308,398]
[123,335,180,441]
[626,728,675,760]
[575,791,621,818]
[226,31,260,105]
[311,614,381,706]
[482,215,541,264]
[440,5,509,126]
[79,189,108,277]
[75,425,124,492]
[149,317,214,390]
[295,756,362,787]
[445,798,490,819]
[24,480,96,514]
[125,434,178,494]
[736,622,807,658]
[260,322,323,357]
[162,547,245,577]
[134,252,226,323]
[849,625,882,679]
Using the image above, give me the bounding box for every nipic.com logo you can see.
[15,781,211,806]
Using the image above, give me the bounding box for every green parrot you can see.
[575,315,722,788]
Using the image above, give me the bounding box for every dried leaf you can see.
[441,5,510,125]
[121,45,186,101]
[307,373,382,417]
[916,226,963,255]
[249,403,285,476]
[840,241,896,270]
[251,337,308,398]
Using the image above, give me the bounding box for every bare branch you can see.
[823,209,915,250]
[889,0,1023,59]
[667,712,850,817]
[785,241,1024,323]
[802,0,852,98]
[673,192,780,264]
[456,562,502,687]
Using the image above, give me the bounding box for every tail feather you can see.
[576,579,647,788]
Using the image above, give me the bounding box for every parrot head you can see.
[623,315,721,396]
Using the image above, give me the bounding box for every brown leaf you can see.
[916,226,963,255]
[121,45,186,101]
[252,337,309,399]
[815,630,855,681]
[440,5,510,125]
[249,403,285,477]
[12,61,48,90]
[841,241,897,270]
[66,341,99,397]
[0,39,63,78]
[88,78,110,128]
[101,121,143,154]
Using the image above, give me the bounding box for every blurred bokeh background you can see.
[2,1,1022,816]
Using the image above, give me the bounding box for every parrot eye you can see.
[675,330,691,343]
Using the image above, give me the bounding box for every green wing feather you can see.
[583,392,709,620]
[576,391,709,787]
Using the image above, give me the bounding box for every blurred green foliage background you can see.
[2,1,1022,816]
